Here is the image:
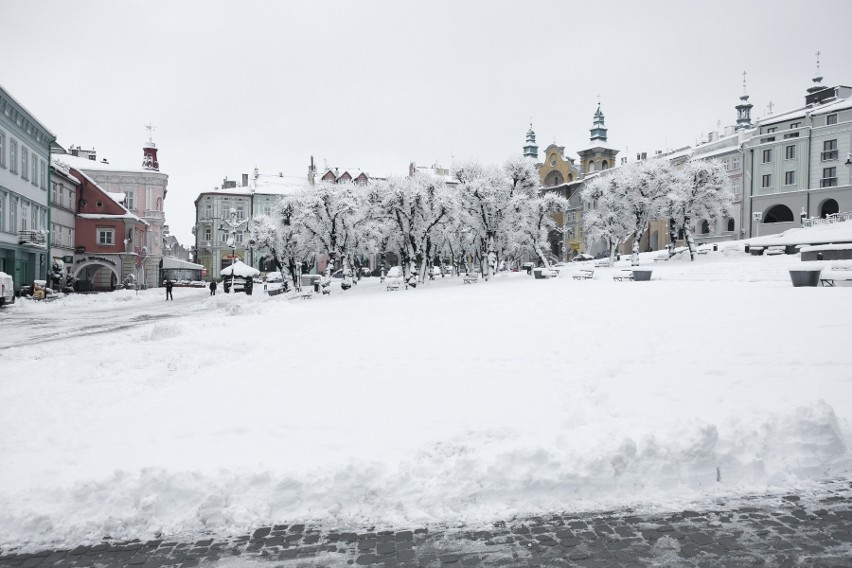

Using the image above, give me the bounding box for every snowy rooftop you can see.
[53,151,162,175]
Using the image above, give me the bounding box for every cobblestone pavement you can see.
[2,480,851,568]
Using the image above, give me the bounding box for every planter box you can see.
[632,269,653,281]
[789,269,822,287]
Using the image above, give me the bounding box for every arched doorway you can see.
[820,198,839,218]
[73,261,121,292]
[763,204,794,223]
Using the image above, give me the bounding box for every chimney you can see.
[242,173,249,187]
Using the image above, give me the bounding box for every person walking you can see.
[209,280,217,296]
[165,279,174,300]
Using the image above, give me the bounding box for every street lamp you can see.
[219,207,249,293]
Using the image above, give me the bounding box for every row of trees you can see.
[249,157,569,289]
[581,159,734,265]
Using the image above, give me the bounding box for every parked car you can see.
[572,253,594,262]
[0,271,14,307]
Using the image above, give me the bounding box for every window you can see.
[821,139,838,161]
[785,171,795,185]
[762,149,772,163]
[785,145,795,160]
[204,227,212,241]
[204,204,212,219]
[10,196,18,230]
[767,127,777,133]
[52,183,58,203]
[790,122,800,129]
[127,191,135,210]
[700,220,710,234]
[760,137,776,143]
[783,132,799,139]
[235,206,245,219]
[40,160,47,189]
[31,206,37,231]
[97,227,115,245]
[821,167,837,188]
[727,218,735,232]
[732,156,741,171]
[826,114,838,125]
[21,146,28,179]
[20,202,28,231]
[9,139,16,173]
[235,231,244,244]
[0,131,5,168]
[31,154,38,186]
[762,174,772,188]
[0,192,4,231]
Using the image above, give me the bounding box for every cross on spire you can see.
[815,50,821,74]
[145,123,156,143]
[742,70,747,94]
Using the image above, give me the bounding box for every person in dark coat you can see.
[209,280,217,296]
[165,280,174,300]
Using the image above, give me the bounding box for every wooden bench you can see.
[572,269,594,280]
[820,265,852,287]
[386,280,402,291]
[463,275,480,284]
[612,271,634,282]
[299,291,313,299]
[653,254,670,262]
[594,259,612,268]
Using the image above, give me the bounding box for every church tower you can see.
[523,123,539,160]
[578,103,618,175]
[735,71,754,131]
[142,123,159,171]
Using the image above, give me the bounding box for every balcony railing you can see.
[802,211,852,227]
[18,230,47,246]
[144,209,165,220]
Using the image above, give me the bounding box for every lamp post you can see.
[219,207,248,293]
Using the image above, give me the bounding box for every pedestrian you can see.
[165,279,174,300]
[209,280,217,296]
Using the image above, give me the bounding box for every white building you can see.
[0,83,54,292]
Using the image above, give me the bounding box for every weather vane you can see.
[742,70,747,94]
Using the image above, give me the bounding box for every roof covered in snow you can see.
[53,151,164,175]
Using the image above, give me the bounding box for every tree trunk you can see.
[682,218,696,261]
[631,232,641,266]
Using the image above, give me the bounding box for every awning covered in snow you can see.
[162,257,204,270]
[219,259,260,278]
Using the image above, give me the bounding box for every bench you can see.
[299,291,313,299]
[820,264,852,287]
[386,280,402,291]
[653,254,670,262]
[594,259,612,268]
[572,269,594,280]
[697,249,710,255]
[463,275,480,284]
[612,271,634,282]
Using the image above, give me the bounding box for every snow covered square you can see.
[1,248,850,552]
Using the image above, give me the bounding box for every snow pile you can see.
[1,251,850,551]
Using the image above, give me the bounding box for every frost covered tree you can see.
[581,159,674,265]
[671,160,734,260]
[373,173,456,282]
[455,156,540,279]
[516,191,570,268]
[581,173,633,262]
[250,193,315,290]
[295,182,366,277]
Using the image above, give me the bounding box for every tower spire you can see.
[808,50,825,94]
[590,103,607,143]
[142,123,159,171]
[523,122,539,160]
[735,71,753,131]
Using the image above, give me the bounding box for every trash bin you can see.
[632,269,653,281]
[313,280,320,293]
[789,268,822,287]
[533,268,546,279]
[744,245,750,254]
[713,244,718,252]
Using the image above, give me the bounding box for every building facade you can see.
[49,159,80,289]
[743,78,852,239]
[0,84,54,292]
[53,132,169,287]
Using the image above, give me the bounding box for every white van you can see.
[0,272,14,307]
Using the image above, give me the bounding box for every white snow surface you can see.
[1,249,851,551]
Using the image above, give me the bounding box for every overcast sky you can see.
[2,0,849,245]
